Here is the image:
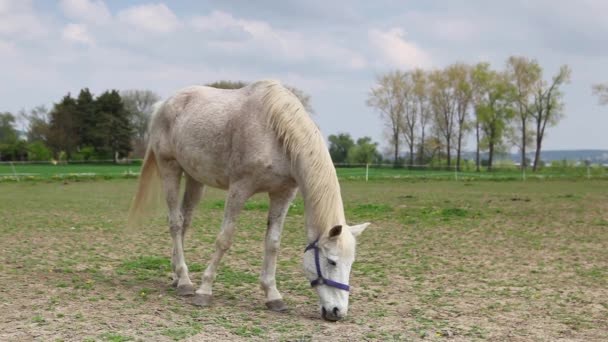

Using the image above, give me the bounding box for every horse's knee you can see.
[215,234,233,252]
[168,213,184,234]
[266,236,280,254]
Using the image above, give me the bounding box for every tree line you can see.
[0,88,160,162]
[1,73,604,165]
[366,56,584,171]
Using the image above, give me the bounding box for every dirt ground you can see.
[0,179,607,341]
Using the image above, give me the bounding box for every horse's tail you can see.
[127,147,162,228]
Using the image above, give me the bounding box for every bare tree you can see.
[398,72,417,166]
[429,69,457,167]
[367,71,408,166]
[531,65,571,171]
[592,83,608,105]
[506,56,542,170]
[447,63,473,171]
[470,62,491,172]
[121,90,161,157]
[18,105,50,143]
[412,68,431,164]
[285,86,314,114]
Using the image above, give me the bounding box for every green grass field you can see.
[1,162,606,181]
[1,178,607,340]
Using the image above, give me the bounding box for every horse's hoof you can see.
[171,279,179,288]
[266,299,288,312]
[176,284,195,296]
[191,294,212,307]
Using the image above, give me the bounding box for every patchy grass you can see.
[0,179,607,340]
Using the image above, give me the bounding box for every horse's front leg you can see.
[261,187,297,312]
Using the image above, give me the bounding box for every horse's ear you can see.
[328,225,342,239]
[350,222,370,238]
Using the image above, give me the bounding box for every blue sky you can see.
[1,0,607,151]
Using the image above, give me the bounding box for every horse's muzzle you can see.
[321,306,344,321]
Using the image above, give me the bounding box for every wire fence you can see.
[1,160,607,182]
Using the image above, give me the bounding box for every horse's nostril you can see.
[333,307,339,316]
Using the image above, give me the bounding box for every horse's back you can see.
[149,83,295,191]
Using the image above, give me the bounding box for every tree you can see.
[19,105,50,143]
[207,80,314,113]
[592,83,608,105]
[207,80,248,89]
[26,141,52,161]
[397,72,416,167]
[476,70,516,171]
[429,69,457,168]
[447,63,473,171]
[48,94,80,159]
[96,90,133,162]
[328,133,354,163]
[531,65,571,171]
[470,63,492,172]
[76,88,100,149]
[121,89,161,157]
[411,69,431,164]
[0,112,17,142]
[506,56,542,170]
[0,113,28,161]
[367,71,407,166]
[347,137,382,164]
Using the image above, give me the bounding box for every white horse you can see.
[128,80,369,321]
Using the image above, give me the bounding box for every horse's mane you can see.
[260,80,345,237]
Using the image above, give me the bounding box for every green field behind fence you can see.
[0,162,607,181]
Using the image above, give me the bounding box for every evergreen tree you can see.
[77,88,100,150]
[96,90,133,161]
[48,94,80,159]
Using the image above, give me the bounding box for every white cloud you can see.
[368,28,432,69]
[190,10,367,69]
[62,23,94,45]
[0,39,18,56]
[60,0,111,25]
[117,3,180,34]
[0,0,47,38]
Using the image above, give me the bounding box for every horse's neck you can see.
[295,159,346,242]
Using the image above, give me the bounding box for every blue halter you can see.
[304,239,350,292]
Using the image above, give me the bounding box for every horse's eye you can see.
[328,259,337,266]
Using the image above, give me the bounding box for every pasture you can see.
[1,179,607,341]
[1,162,607,182]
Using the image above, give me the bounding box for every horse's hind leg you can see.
[261,187,297,312]
[157,158,194,296]
[171,174,204,296]
[192,180,252,306]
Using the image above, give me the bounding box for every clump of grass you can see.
[440,207,469,218]
[161,326,202,341]
[119,256,170,272]
[99,332,133,342]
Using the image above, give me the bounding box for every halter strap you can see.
[304,239,350,292]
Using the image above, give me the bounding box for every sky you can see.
[1,0,607,151]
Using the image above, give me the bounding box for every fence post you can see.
[10,162,20,182]
[365,163,369,182]
[522,167,526,181]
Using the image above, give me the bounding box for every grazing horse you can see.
[128,80,369,321]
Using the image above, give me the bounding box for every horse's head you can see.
[302,222,369,321]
